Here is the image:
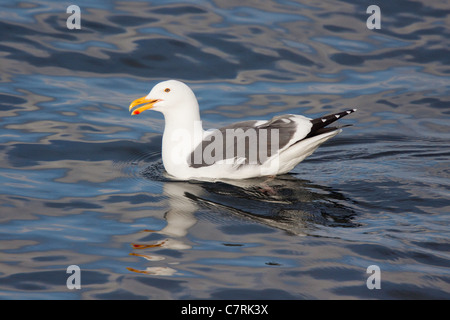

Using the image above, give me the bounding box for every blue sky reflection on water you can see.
[0,0,449,300]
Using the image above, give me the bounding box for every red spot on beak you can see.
[133,110,140,115]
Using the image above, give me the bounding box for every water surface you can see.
[0,0,449,299]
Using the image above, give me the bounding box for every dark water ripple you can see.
[0,0,449,299]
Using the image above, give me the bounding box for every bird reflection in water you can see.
[127,181,197,276]
[127,169,358,275]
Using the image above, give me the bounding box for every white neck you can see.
[160,102,204,178]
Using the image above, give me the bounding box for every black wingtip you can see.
[305,108,357,139]
[311,108,357,128]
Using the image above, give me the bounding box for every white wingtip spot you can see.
[353,108,357,112]
[346,110,351,114]
[321,118,326,122]
[335,114,340,118]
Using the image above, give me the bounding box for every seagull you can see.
[129,80,356,181]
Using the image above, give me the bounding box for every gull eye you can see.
[164,88,170,93]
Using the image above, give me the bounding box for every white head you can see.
[129,80,199,117]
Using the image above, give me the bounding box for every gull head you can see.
[129,80,198,116]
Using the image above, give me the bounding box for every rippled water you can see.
[1,0,449,299]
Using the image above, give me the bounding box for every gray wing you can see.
[188,116,299,169]
[187,109,357,169]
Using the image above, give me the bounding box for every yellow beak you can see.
[129,96,161,115]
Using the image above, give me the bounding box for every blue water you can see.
[0,0,449,299]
